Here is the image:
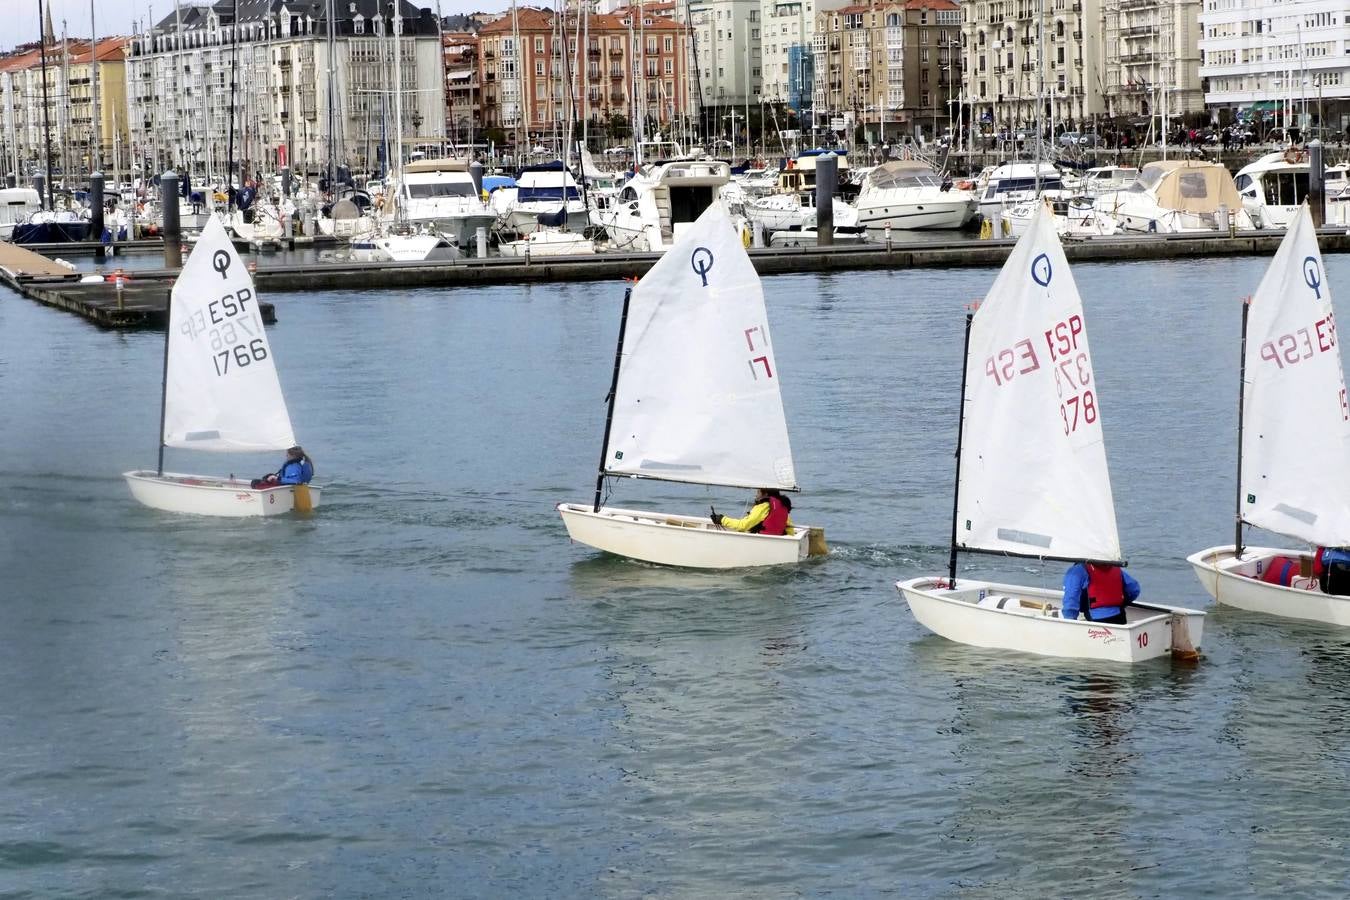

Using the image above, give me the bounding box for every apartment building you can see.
[688,0,762,110]
[124,0,444,177]
[444,31,481,146]
[811,0,960,141]
[960,0,1108,133]
[477,7,692,142]
[1199,0,1350,131]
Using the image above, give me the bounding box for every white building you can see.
[689,0,763,114]
[124,0,445,180]
[1199,0,1350,133]
[1102,0,1203,120]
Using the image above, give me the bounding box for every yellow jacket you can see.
[719,500,795,535]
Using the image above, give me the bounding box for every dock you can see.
[3,228,1348,328]
[0,242,275,328]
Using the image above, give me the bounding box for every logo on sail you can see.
[1030,253,1053,287]
[691,247,715,287]
[1303,256,1322,300]
[212,250,232,280]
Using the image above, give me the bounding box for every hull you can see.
[497,233,596,257]
[411,213,497,246]
[856,198,976,230]
[1188,544,1350,626]
[896,577,1205,663]
[124,470,322,517]
[558,503,811,569]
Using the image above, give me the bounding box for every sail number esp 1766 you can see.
[179,286,268,378]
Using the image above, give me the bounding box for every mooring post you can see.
[161,170,182,269]
[1308,139,1325,228]
[816,152,837,247]
[90,172,106,259]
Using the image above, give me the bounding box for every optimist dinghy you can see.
[896,201,1203,662]
[1187,204,1350,624]
[123,216,320,517]
[557,202,825,568]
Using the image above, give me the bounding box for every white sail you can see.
[1241,204,1350,546]
[956,201,1122,562]
[162,216,296,452]
[604,203,797,491]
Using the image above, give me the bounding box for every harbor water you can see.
[3,256,1350,897]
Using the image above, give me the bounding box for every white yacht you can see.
[592,159,732,252]
[395,157,496,247]
[976,162,1062,221]
[999,190,1118,239]
[854,161,977,230]
[493,163,588,234]
[744,191,860,232]
[1094,161,1255,233]
[0,187,42,241]
[1064,165,1139,197]
[349,229,459,262]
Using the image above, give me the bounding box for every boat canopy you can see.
[402,157,469,174]
[865,161,942,190]
[1127,161,1243,215]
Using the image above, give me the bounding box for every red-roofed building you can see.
[444,31,482,147]
[477,7,693,149]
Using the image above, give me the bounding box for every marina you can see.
[6,245,1350,895]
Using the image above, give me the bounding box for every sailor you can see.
[251,446,314,489]
[710,488,794,536]
[1313,547,1350,595]
[1060,562,1140,624]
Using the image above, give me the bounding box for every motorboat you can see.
[558,202,826,568]
[999,191,1118,238]
[1063,165,1139,197]
[592,159,732,252]
[497,228,595,258]
[976,162,1062,222]
[896,201,1203,661]
[1094,161,1255,233]
[853,161,977,230]
[395,157,497,246]
[1231,150,1334,230]
[1188,205,1350,625]
[0,187,42,241]
[493,162,588,234]
[744,191,860,233]
[350,228,459,262]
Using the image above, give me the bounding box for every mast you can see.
[1234,297,1250,556]
[37,0,54,210]
[228,0,239,211]
[1033,0,1043,194]
[90,0,101,171]
[156,286,173,476]
[326,0,336,187]
[594,286,635,512]
[392,0,404,177]
[947,310,975,586]
[174,0,184,172]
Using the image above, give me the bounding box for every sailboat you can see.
[123,216,320,517]
[1187,204,1350,624]
[557,203,825,569]
[896,202,1204,662]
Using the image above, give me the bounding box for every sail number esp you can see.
[179,288,268,378]
[1256,310,1347,421]
[983,313,1098,435]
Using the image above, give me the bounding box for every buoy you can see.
[105,267,130,284]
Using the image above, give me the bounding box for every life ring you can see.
[104,269,131,283]
[1284,148,1306,165]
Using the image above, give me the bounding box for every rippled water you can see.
[3,253,1350,897]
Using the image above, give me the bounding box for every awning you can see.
[1248,100,1279,111]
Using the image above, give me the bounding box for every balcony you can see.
[609,92,625,102]
[610,69,624,78]
[484,49,495,58]
[589,48,601,57]
[609,47,623,56]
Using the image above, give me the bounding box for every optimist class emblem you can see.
[1030,253,1053,287]
[212,249,232,280]
[1304,256,1323,300]
[691,247,714,287]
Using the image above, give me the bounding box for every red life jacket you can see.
[751,496,790,536]
[1085,563,1125,609]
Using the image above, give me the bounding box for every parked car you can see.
[1058,131,1100,147]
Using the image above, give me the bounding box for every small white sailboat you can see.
[1188,204,1350,624]
[123,216,320,517]
[557,203,825,569]
[896,201,1203,662]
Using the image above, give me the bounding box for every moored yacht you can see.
[976,161,1062,221]
[395,157,496,246]
[592,159,731,252]
[1094,160,1254,233]
[854,161,977,230]
[493,162,588,234]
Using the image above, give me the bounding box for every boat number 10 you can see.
[179,288,269,378]
[983,314,1098,434]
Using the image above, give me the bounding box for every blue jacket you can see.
[1320,548,1350,567]
[277,457,313,485]
[1060,563,1140,621]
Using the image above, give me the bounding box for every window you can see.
[664,59,673,74]
[535,37,544,52]
[752,28,760,39]
[664,36,673,52]
[536,60,544,75]
[921,90,930,105]
[1179,173,1209,199]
